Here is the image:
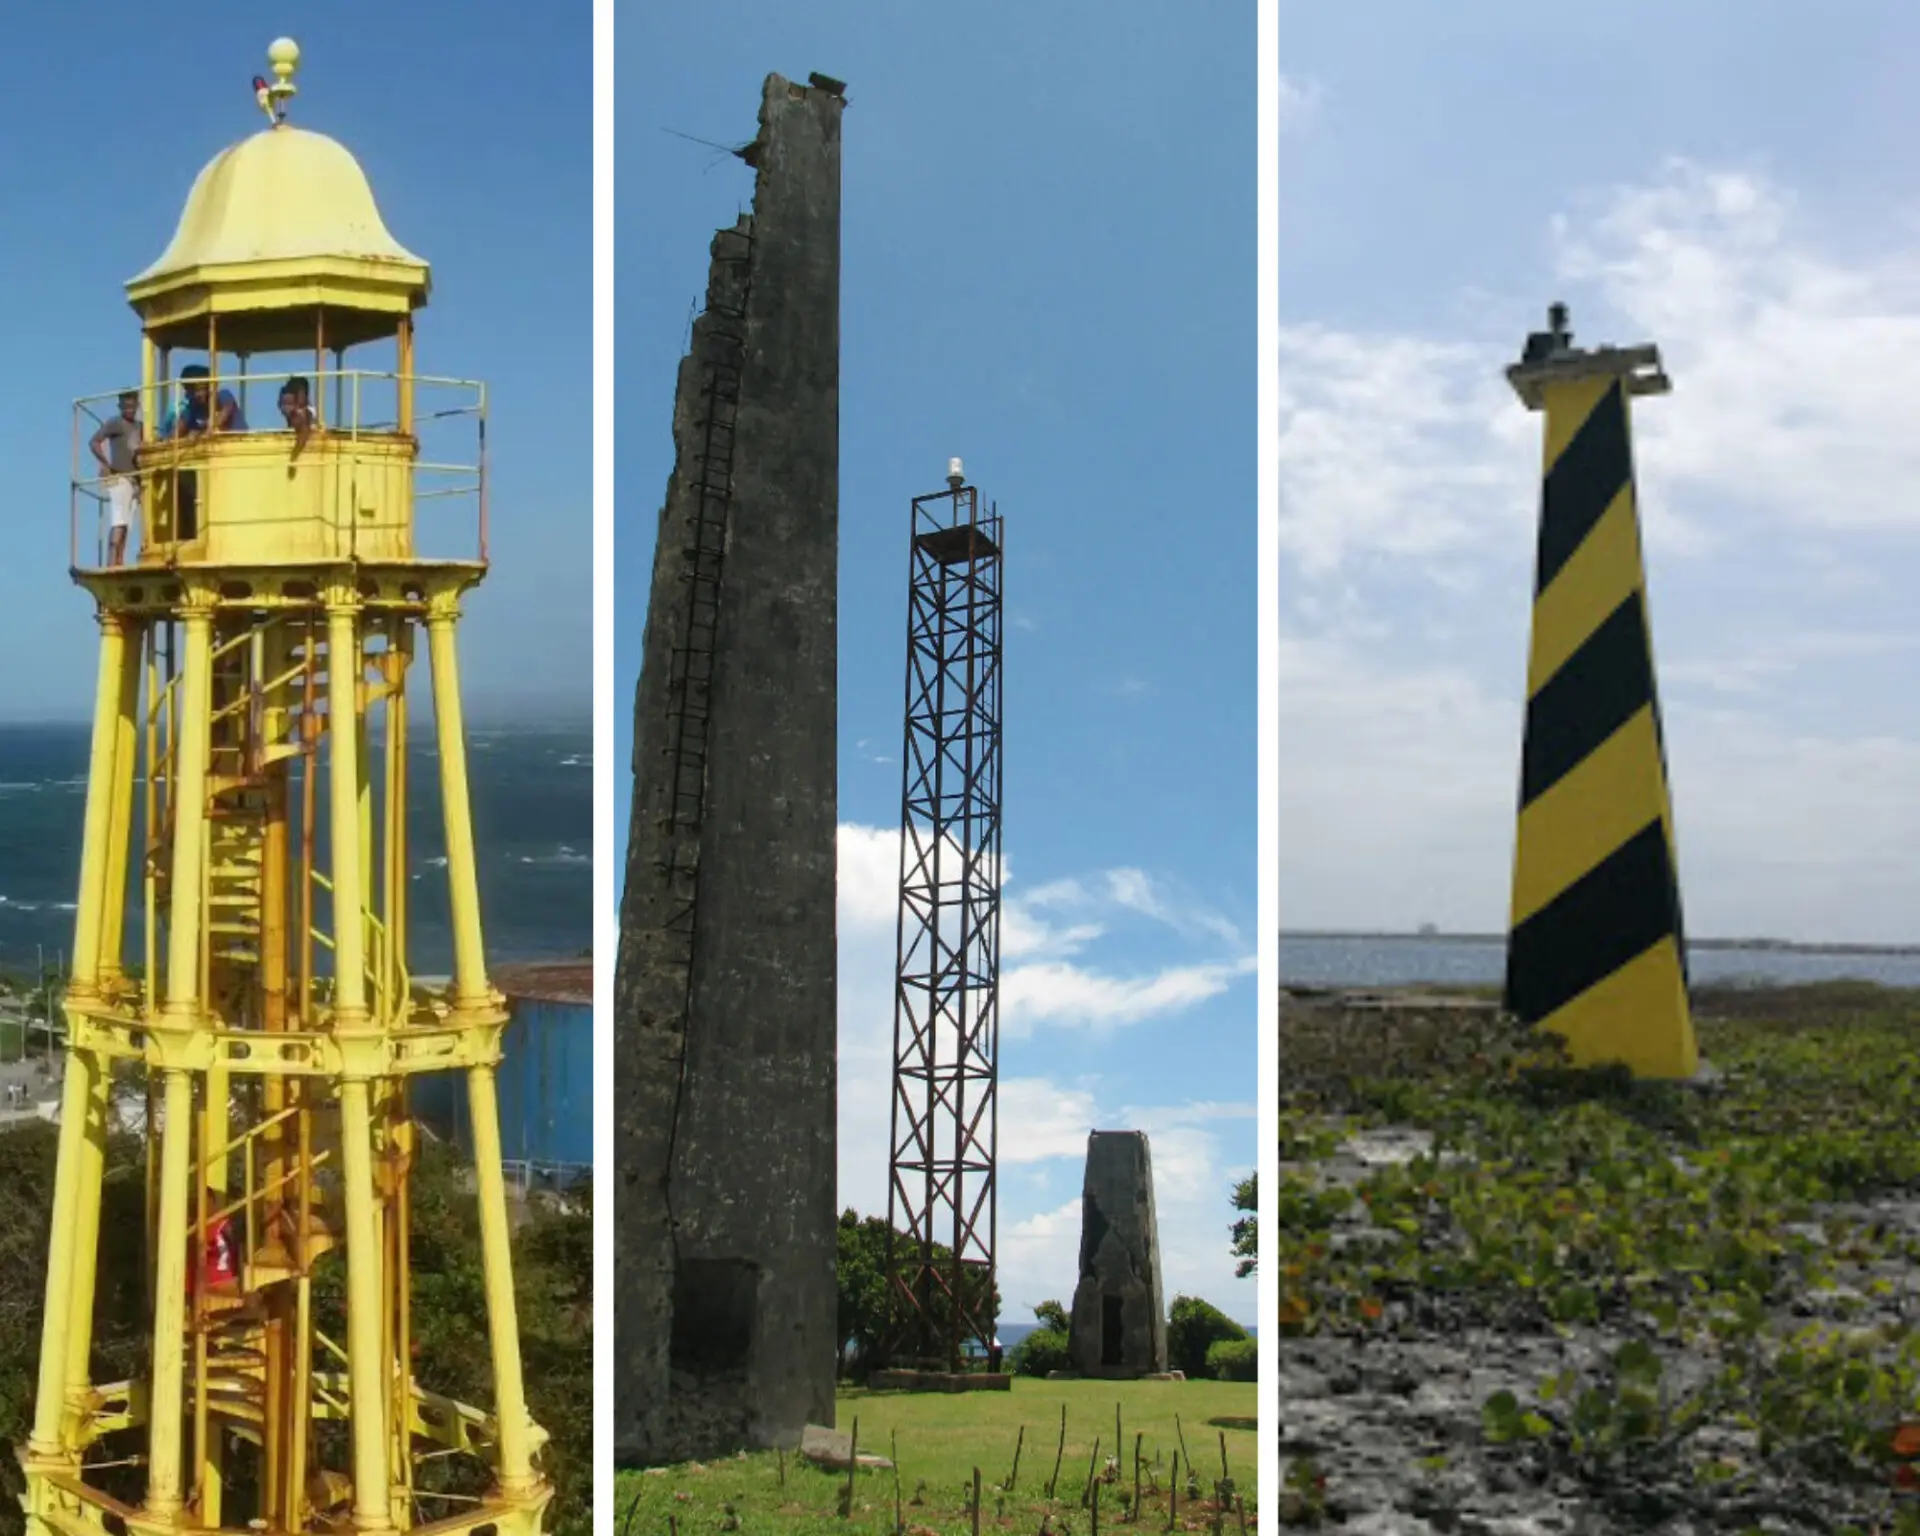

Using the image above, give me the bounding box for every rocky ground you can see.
[1273,986,1920,1535]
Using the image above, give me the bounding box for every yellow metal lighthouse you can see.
[22,39,551,1536]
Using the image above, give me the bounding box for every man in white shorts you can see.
[89,390,142,567]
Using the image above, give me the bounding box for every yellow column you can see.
[164,607,214,1016]
[25,1052,99,1460]
[329,605,371,1026]
[27,609,132,1462]
[67,615,130,999]
[61,1053,111,1435]
[145,1068,196,1515]
[100,633,142,985]
[327,601,394,1531]
[338,1080,392,1530]
[464,1064,537,1494]
[425,608,488,1007]
[147,601,213,1515]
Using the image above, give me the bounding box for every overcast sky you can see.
[1277,1,1920,946]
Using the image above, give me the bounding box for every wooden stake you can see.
[1132,1431,1143,1523]
[1080,1437,1101,1510]
[972,1467,983,1536]
[1166,1453,1178,1533]
[1047,1403,1067,1499]
[1091,1476,1101,1536]
[1005,1423,1025,1490]
[1217,1431,1229,1483]
[841,1417,859,1519]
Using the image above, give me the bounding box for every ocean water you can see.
[1282,934,1920,991]
[0,720,590,977]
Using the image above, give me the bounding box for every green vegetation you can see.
[0,1119,591,1536]
[1202,1339,1256,1384]
[612,1377,1256,1534]
[1164,1297,1246,1381]
[1228,1175,1256,1279]
[1277,981,1920,1528]
[1008,1301,1071,1379]
[835,1211,1002,1379]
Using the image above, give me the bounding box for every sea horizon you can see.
[1282,931,1920,991]
[0,718,590,974]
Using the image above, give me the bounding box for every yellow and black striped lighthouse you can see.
[1502,303,1699,1081]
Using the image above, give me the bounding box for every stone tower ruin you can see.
[1068,1130,1168,1377]
[614,71,845,1466]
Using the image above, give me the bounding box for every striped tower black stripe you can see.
[1534,381,1629,596]
[1507,822,1679,1023]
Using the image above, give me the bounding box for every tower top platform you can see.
[126,39,431,352]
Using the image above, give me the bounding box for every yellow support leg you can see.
[146,601,213,1516]
[465,1066,537,1496]
[145,1068,196,1517]
[66,615,130,1000]
[101,626,142,988]
[425,611,488,1009]
[61,1054,110,1442]
[26,610,131,1469]
[25,1053,99,1462]
[327,601,395,1533]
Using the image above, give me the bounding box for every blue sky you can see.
[621,2,1257,1320]
[1277,1,1920,946]
[0,5,589,723]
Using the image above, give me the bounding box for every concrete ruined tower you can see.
[615,72,844,1463]
[20,40,548,1536]
[1068,1132,1167,1377]
[1503,303,1699,1080]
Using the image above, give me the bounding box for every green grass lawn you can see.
[613,1378,1258,1535]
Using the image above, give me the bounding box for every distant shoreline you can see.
[1282,931,1920,958]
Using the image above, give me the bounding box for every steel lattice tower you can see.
[884,463,1005,1372]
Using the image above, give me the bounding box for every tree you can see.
[1166,1294,1247,1379]
[835,1210,891,1377]
[1230,1173,1256,1278]
[1010,1300,1071,1378]
[835,1210,1005,1376]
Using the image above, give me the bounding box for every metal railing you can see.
[71,367,488,570]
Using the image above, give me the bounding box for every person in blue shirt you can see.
[159,363,246,437]
[158,364,245,540]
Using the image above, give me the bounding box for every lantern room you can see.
[73,38,486,572]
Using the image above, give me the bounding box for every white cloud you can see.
[1550,159,1920,538]
[1104,867,1245,948]
[1277,324,1529,577]
[1000,1078,1101,1164]
[1002,955,1255,1037]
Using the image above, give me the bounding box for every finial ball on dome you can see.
[268,38,300,83]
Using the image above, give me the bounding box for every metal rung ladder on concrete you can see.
[655,223,755,972]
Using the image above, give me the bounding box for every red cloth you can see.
[203,1215,238,1286]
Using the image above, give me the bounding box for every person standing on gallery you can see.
[88,390,142,567]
